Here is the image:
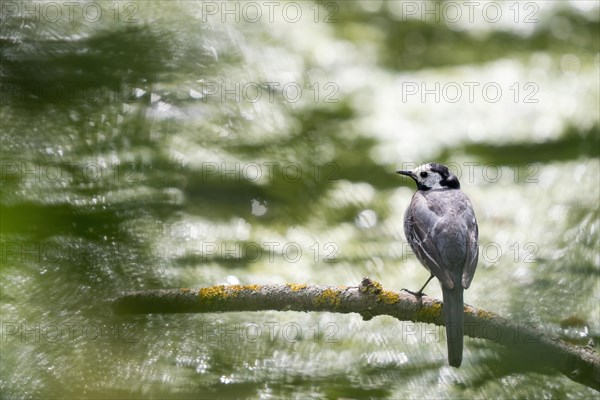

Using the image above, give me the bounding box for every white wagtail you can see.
[397,162,479,368]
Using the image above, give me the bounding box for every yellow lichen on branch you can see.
[286,283,308,292]
[314,288,342,308]
[377,289,400,305]
[112,280,600,391]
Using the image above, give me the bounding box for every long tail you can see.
[442,285,464,367]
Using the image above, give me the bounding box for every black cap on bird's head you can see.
[396,162,460,191]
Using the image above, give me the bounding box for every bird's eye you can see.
[420,172,428,178]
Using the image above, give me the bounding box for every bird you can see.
[397,162,478,368]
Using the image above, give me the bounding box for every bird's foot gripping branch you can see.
[112,279,600,391]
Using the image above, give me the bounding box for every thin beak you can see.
[396,170,414,178]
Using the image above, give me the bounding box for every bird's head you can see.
[396,162,460,191]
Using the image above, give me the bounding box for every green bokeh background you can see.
[1,1,599,398]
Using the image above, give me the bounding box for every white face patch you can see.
[412,164,445,189]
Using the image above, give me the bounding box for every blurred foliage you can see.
[321,1,599,69]
[440,124,600,164]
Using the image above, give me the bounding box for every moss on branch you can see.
[112,278,599,391]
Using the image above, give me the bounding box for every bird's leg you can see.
[416,274,435,294]
[402,274,434,297]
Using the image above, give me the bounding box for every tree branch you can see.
[111,278,599,391]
